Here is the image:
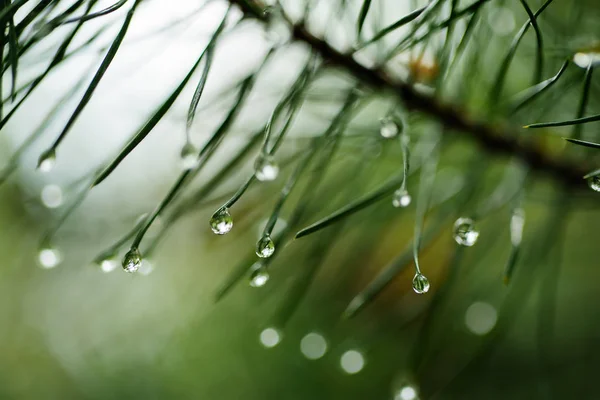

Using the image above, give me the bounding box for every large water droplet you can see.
[412,273,430,294]
[37,149,56,173]
[210,208,233,235]
[392,189,411,208]
[379,117,399,139]
[38,246,61,269]
[254,154,279,181]
[255,234,275,258]
[249,263,270,287]
[122,247,141,273]
[587,175,600,192]
[41,184,63,208]
[180,142,199,170]
[453,217,479,247]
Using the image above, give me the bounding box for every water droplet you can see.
[465,301,497,335]
[254,154,279,181]
[99,258,118,273]
[210,208,233,235]
[255,234,275,258]
[340,350,365,374]
[510,208,525,246]
[486,6,515,36]
[452,217,479,247]
[138,259,154,276]
[392,189,411,208]
[395,385,418,400]
[574,52,600,68]
[249,263,270,287]
[38,246,61,269]
[180,142,199,170]
[122,247,141,273]
[300,332,328,360]
[41,184,63,208]
[259,327,281,348]
[37,149,56,173]
[412,273,430,294]
[587,175,600,192]
[379,117,399,139]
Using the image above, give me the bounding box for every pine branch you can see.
[229,0,591,188]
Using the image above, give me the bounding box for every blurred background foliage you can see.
[0,0,600,399]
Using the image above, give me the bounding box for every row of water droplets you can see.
[257,298,499,396]
[36,115,477,285]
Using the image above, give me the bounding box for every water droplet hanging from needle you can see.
[453,217,480,247]
[574,51,600,68]
[254,154,279,182]
[210,208,233,235]
[587,175,600,192]
[379,117,399,139]
[37,149,56,173]
[122,247,142,273]
[249,263,270,287]
[392,189,411,208]
[255,234,275,258]
[412,273,430,294]
[38,245,61,269]
[180,142,199,170]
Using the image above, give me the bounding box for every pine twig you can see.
[229,0,591,188]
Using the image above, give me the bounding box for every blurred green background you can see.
[1,0,600,399]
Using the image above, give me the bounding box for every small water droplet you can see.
[210,208,233,235]
[249,263,270,287]
[138,259,154,276]
[255,234,275,258]
[300,332,328,360]
[465,301,497,335]
[486,6,515,36]
[99,258,118,273]
[510,208,525,246]
[379,117,399,139]
[587,175,600,192]
[180,142,199,170]
[37,149,56,173]
[340,350,365,374]
[122,247,141,273]
[395,385,418,400]
[41,184,63,208]
[259,327,281,348]
[392,189,411,208]
[38,246,61,269]
[412,273,430,294]
[574,52,600,68]
[453,217,479,247]
[254,154,279,181]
